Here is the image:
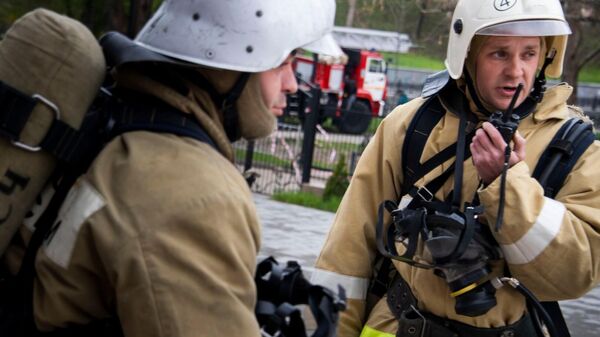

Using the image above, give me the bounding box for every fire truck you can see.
[288,26,412,134]
[293,48,387,134]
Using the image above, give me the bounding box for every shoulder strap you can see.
[401,95,447,197]
[107,91,217,149]
[532,117,595,198]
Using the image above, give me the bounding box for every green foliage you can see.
[0,0,162,36]
[383,52,445,71]
[367,117,383,134]
[323,154,350,201]
[579,66,600,84]
[272,191,341,213]
[596,132,600,141]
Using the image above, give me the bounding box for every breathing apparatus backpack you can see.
[0,8,106,256]
[372,70,596,337]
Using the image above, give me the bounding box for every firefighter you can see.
[1,0,342,336]
[311,0,600,336]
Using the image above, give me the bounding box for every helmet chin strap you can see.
[182,71,251,142]
[221,72,251,142]
[463,48,556,119]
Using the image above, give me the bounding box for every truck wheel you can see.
[339,100,372,134]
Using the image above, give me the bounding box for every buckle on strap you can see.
[416,186,433,202]
[400,305,427,337]
[11,94,61,152]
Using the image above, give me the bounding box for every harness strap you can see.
[107,92,217,148]
[386,277,538,337]
[533,117,595,197]
[402,96,446,196]
[0,80,37,143]
[402,95,476,200]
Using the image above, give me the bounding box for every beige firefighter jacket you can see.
[312,83,600,337]
[3,68,263,337]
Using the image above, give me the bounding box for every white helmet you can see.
[135,0,343,72]
[445,0,571,80]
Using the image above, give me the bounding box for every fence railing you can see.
[233,121,373,195]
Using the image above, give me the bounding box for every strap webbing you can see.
[0,81,39,142]
[401,95,476,200]
[533,117,595,198]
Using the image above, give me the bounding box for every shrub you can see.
[323,154,350,201]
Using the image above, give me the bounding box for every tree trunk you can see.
[128,0,154,37]
[80,0,95,31]
[346,0,357,27]
[563,18,582,105]
[415,0,429,40]
[110,0,128,34]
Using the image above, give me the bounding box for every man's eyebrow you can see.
[486,43,540,50]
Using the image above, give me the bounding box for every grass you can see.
[235,148,292,167]
[383,52,445,71]
[579,67,600,84]
[367,117,383,134]
[383,52,600,83]
[272,191,342,213]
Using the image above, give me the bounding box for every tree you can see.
[0,0,158,37]
[346,0,357,27]
[562,0,600,104]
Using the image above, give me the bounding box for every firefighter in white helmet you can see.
[311,0,600,336]
[1,1,343,336]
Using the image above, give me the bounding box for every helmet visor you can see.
[476,20,571,37]
[302,33,345,58]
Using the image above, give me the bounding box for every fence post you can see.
[244,140,255,172]
[301,85,321,184]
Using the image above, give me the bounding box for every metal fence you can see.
[233,121,373,195]
[233,123,304,195]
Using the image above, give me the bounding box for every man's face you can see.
[259,55,298,117]
[475,36,541,111]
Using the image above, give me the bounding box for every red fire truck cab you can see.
[293,48,387,134]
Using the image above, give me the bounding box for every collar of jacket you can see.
[530,83,573,124]
[112,66,235,162]
[438,80,573,127]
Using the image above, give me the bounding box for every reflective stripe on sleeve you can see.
[310,268,369,300]
[359,325,395,337]
[500,197,565,265]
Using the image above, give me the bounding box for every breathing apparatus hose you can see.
[493,277,560,337]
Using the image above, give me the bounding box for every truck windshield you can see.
[368,58,385,73]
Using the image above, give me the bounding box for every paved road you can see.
[254,193,334,275]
